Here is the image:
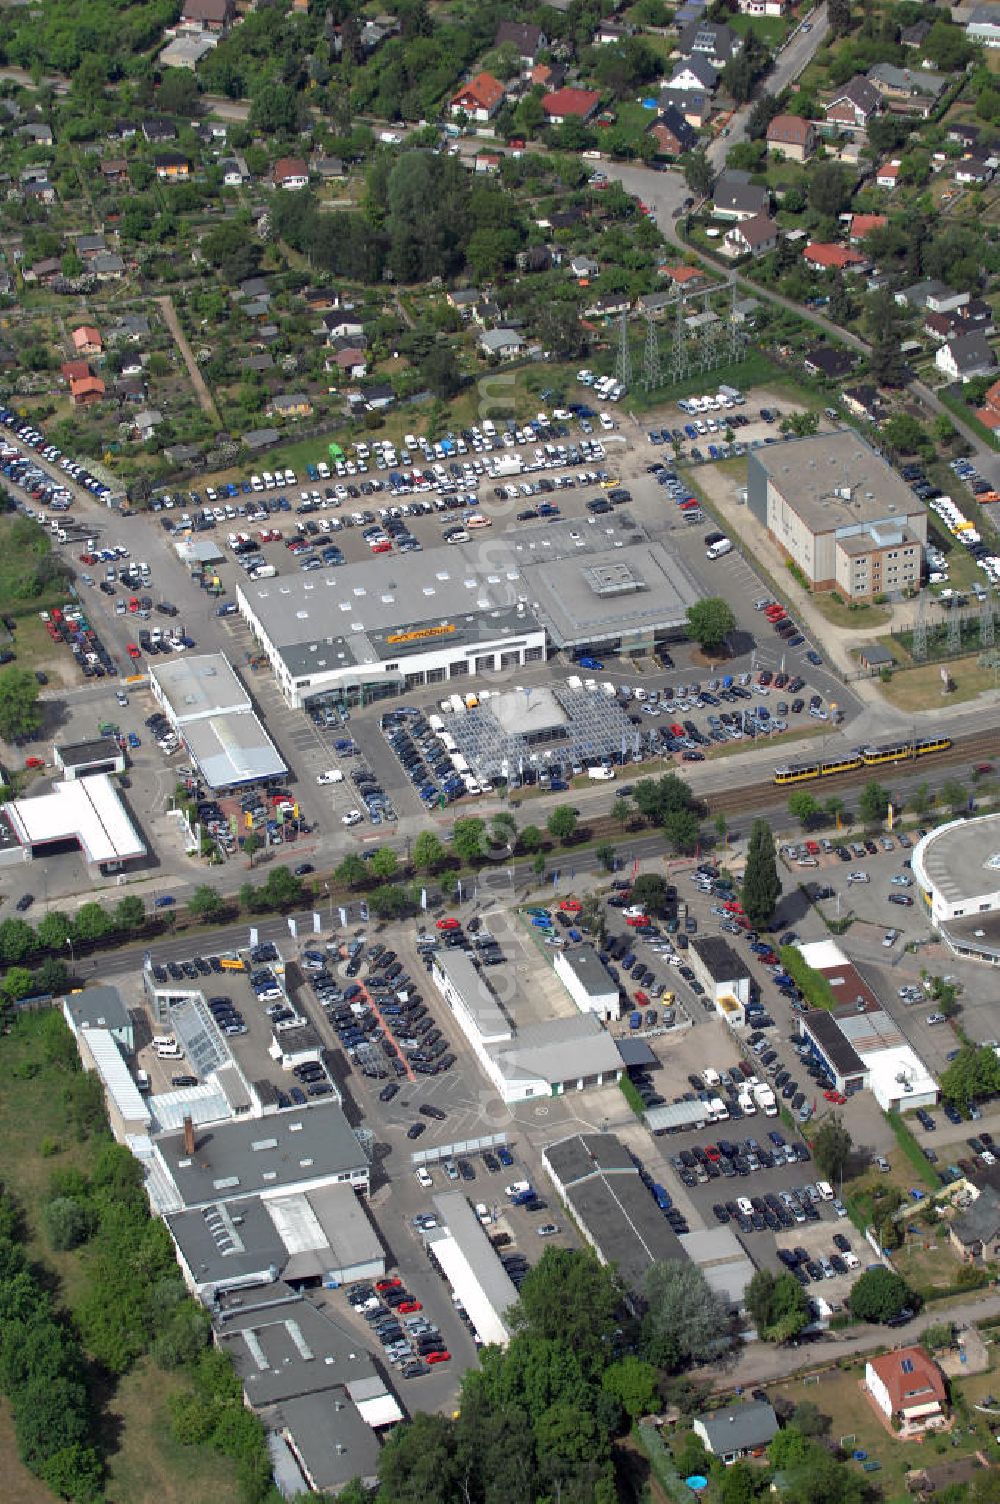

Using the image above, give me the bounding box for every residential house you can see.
[93,253,125,280]
[74,234,106,260]
[268,393,313,419]
[72,325,102,357]
[966,5,1000,48]
[108,121,138,143]
[16,121,53,146]
[647,106,696,158]
[22,257,61,285]
[638,290,674,316]
[765,114,816,162]
[221,155,249,186]
[142,118,177,144]
[712,170,769,221]
[803,242,869,272]
[948,122,981,150]
[896,280,969,314]
[900,19,931,48]
[494,20,546,65]
[446,287,479,313]
[848,213,886,242]
[804,345,856,378]
[738,0,786,14]
[273,157,309,190]
[61,359,92,383]
[868,64,946,117]
[475,153,501,174]
[313,156,345,182]
[20,172,55,204]
[115,314,150,341]
[133,408,163,439]
[693,1401,779,1465]
[331,347,368,378]
[70,375,106,407]
[658,86,711,129]
[678,20,742,67]
[479,328,526,358]
[595,19,630,44]
[935,331,997,383]
[864,1347,947,1438]
[948,1183,1000,1257]
[180,0,233,27]
[323,314,364,344]
[100,159,129,184]
[541,88,601,125]
[876,159,901,189]
[661,263,705,287]
[570,254,599,279]
[360,383,394,410]
[923,312,956,342]
[450,72,505,122]
[159,34,217,70]
[954,146,996,186]
[529,62,565,90]
[721,213,779,259]
[584,292,631,318]
[953,299,997,336]
[155,152,191,181]
[824,75,881,133]
[240,352,275,373]
[667,56,719,94]
[843,385,887,423]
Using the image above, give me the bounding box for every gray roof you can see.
[951,1185,1000,1245]
[243,427,280,450]
[430,1191,519,1317]
[690,935,746,982]
[827,75,879,115]
[433,949,512,1042]
[543,1132,684,1292]
[800,1009,866,1078]
[645,1099,713,1132]
[669,55,718,88]
[493,1014,622,1086]
[557,943,617,999]
[217,1283,380,1407]
[167,1194,287,1288]
[969,3,1000,25]
[262,1390,381,1492]
[749,431,925,533]
[480,328,525,353]
[869,63,945,97]
[860,643,893,665]
[65,984,130,1033]
[913,812,1000,907]
[151,652,249,721]
[696,1399,778,1454]
[943,331,996,373]
[55,736,122,767]
[713,172,769,216]
[154,1102,370,1210]
[181,709,287,790]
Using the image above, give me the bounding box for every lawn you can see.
[880,657,1000,712]
[623,350,789,413]
[728,11,789,46]
[892,1227,966,1293]
[7,609,73,686]
[103,1360,243,1504]
[768,1362,996,1499]
[811,596,891,631]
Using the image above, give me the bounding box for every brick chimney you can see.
[183,1115,195,1155]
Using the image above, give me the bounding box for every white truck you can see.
[492,454,524,477]
[707,1096,730,1121]
[587,765,615,780]
[753,1082,778,1116]
[737,1086,757,1116]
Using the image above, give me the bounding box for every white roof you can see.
[350,1392,404,1428]
[7,773,145,864]
[797,938,847,970]
[151,1082,232,1131]
[85,1029,151,1127]
[863,1044,937,1105]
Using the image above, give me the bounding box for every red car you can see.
[823,1089,839,1102]
[425,1351,451,1364]
[436,917,460,931]
[634,990,650,1007]
[558,899,582,913]
[625,914,650,928]
[705,1145,721,1162]
[24,756,45,770]
[126,643,140,660]
[397,1300,422,1314]
[804,840,820,855]
[375,1277,402,1291]
[724,900,744,915]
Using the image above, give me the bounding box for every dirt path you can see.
[154,294,222,427]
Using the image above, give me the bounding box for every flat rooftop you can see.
[151,653,249,721]
[912,814,1000,906]
[940,911,1000,959]
[154,1102,369,1209]
[7,773,145,865]
[433,949,511,1042]
[490,686,567,736]
[217,1284,379,1408]
[55,737,122,767]
[431,1191,520,1323]
[181,709,287,789]
[493,1014,622,1086]
[691,935,747,982]
[801,1009,866,1078]
[557,944,617,998]
[753,432,924,533]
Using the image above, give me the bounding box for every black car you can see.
[419,1104,447,1120]
[379,1082,400,1102]
[15,893,34,912]
[406,1122,426,1140]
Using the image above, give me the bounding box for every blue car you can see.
[805,649,822,665]
[577,656,603,670]
[128,731,140,748]
[154,894,175,908]
[684,424,698,439]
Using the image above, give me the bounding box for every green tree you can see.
[36,912,72,952]
[788,790,821,828]
[43,1197,95,1252]
[2,965,35,1001]
[532,851,547,879]
[849,1265,913,1323]
[941,1044,1000,1110]
[518,824,543,854]
[491,812,517,849]
[451,817,487,864]
[940,778,968,817]
[113,895,146,935]
[642,1259,734,1370]
[683,150,714,199]
[158,68,199,116]
[73,903,112,944]
[243,831,260,869]
[335,853,369,888]
[369,847,398,880]
[412,831,447,874]
[768,1426,812,1470]
[858,779,890,826]
[663,808,701,856]
[596,841,616,872]
[0,668,42,741]
[742,818,781,928]
[511,1248,624,1380]
[187,885,225,922]
[260,867,303,910]
[601,1357,659,1421]
[630,874,669,917]
[686,597,736,655]
[368,883,410,919]
[812,1114,852,1183]
[718,1462,765,1504]
[828,0,851,35]
[547,805,578,844]
[808,161,851,219]
[0,918,39,964]
[745,1267,810,1342]
[614,797,634,832]
[250,79,301,134]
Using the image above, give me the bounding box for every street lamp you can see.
[66,936,75,967]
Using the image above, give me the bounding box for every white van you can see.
[706,539,733,559]
[587,765,615,780]
[816,1180,835,1201]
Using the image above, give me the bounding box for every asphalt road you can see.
[707,7,831,167]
